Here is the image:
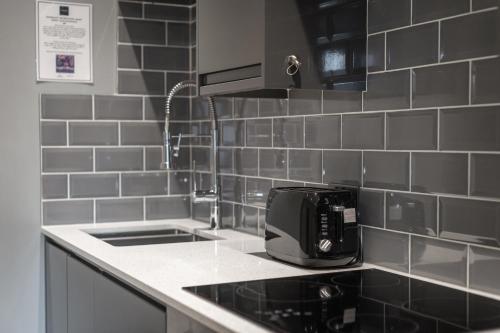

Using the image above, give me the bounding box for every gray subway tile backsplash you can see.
[41,122,66,146]
[234,204,259,235]
[246,178,272,207]
[367,34,385,72]
[95,148,143,171]
[386,192,437,236]
[234,98,258,118]
[472,57,500,104]
[359,189,385,228]
[246,119,272,147]
[42,175,68,199]
[362,227,409,272]
[234,148,258,176]
[470,246,500,294]
[473,0,499,10]
[273,117,304,148]
[387,110,437,150]
[96,198,144,223]
[169,172,191,195]
[119,19,165,45]
[386,23,438,69]
[323,91,363,114]
[342,113,384,149]
[144,4,190,21]
[411,236,467,286]
[42,148,93,173]
[68,122,118,146]
[363,151,410,190]
[259,149,287,179]
[440,106,500,151]
[323,151,362,186]
[122,172,168,196]
[70,174,119,198]
[94,95,143,120]
[118,2,142,18]
[412,62,469,108]
[146,196,190,220]
[288,150,322,183]
[289,90,322,115]
[143,46,190,71]
[118,71,165,95]
[43,200,93,225]
[121,122,163,146]
[440,10,498,62]
[41,95,92,120]
[411,152,468,195]
[259,98,287,117]
[363,70,411,111]
[220,120,245,146]
[470,154,500,198]
[439,197,500,248]
[167,22,191,47]
[412,0,469,23]
[118,45,142,69]
[305,115,341,149]
[368,0,411,33]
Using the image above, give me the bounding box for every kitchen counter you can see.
[42,219,370,333]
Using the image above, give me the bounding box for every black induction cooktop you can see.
[184,269,500,333]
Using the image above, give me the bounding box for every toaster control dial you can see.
[318,239,333,253]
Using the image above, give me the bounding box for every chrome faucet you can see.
[162,81,221,230]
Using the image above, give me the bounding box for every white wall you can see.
[0,0,117,331]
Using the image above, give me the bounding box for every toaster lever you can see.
[331,205,345,243]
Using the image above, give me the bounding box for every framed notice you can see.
[36,1,93,83]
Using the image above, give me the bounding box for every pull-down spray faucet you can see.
[162,81,221,230]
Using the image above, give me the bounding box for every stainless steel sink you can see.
[87,228,218,247]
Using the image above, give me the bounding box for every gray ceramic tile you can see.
[246,178,272,207]
[42,148,93,172]
[323,151,362,186]
[145,146,189,171]
[234,148,258,176]
[289,150,322,183]
[411,153,468,195]
[363,70,411,111]
[170,171,191,195]
[289,90,322,115]
[234,98,258,118]
[70,174,119,198]
[472,0,499,10]
[368,0,411,33]
[143,46,189,71]
[234,204,259,235]
[118,45,141,69]
[118,2,142,18]
[95,96,142,120]
[342,113,384,149]
[41,95,92,120]
[472,57,500,104]
[68,122,118,146]
[192,202,210,223]
[192,147,211,172]
[145,96,189,121]
[363,152,410,190]
[387,110,437,150]
[258,208,266,237]
[42,175,68,199]
[413,0,469,23]
[440,106,500,151]
[471,154,500,198]
[43,200,93,225]
[218,148,234,174]
[121,122,163,145]
[192,97,233,120]
[470,246,500,294]
[95,148,143,171]
[41,122,66,146]
[439,197,500,247]
[305,115,341,149]
[412,62,469,108]
[386,192,437,236]
[273,117,304,148]
[167,22,191,46]
[362,227,409,272]
[96,198,143,223]
[259,99,288,117]
[221,176,244,203]
[220,202,234,228]
[220,120,245,147]
[118,19,165,45]
[441,11,498,62]
[121,172,168,196]
[259,149,287,179]
[411,236,467,286]
[145,4,190,20]
[387,23,438,69]
[146,196,190,220]
[118,71,165,95]
[367,34,385,72]
[273,180,304,188]
[246,119,272,147]
[359,189,385,228]
[323,91,363,114]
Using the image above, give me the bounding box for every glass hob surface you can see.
[184,269,500,333]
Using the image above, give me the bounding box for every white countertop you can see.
[42,219,371,333]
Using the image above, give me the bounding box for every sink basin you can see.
[87,228,218,247]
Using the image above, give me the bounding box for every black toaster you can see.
[265,186,361,267]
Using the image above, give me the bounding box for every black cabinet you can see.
[45,240,215,333]
[197,0,367,97]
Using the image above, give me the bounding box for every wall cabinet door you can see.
[94,273,166,333]
[45,242,68,333]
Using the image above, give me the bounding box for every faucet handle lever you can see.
[192,160,197,192]
[173,133,182,157]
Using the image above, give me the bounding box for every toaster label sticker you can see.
[344,208,356,223]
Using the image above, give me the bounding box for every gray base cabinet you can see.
[45,240,215,333]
